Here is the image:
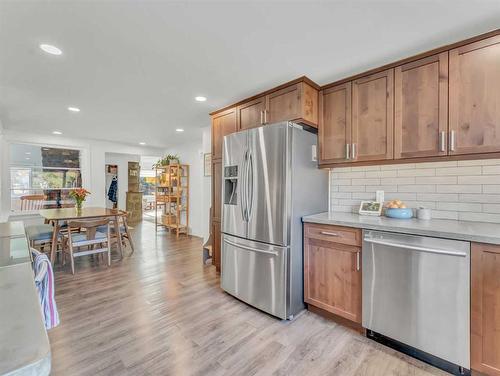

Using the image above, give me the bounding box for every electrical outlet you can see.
[311,145,317,162]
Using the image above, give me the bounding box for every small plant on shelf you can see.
[153,154,180,168]
[69,188,91,211]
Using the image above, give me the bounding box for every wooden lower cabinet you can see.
[304,223,362,323]
[472,242,500,375]
[212,221,221,272]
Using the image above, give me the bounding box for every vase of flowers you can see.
[153,154,180,168]
[69,188,91,211]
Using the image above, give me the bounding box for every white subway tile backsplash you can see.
[458,175,500,185]
[329,158,500,223]
[415,176,457,184]
[435,166,482,176]
[398,185,436,193]
[381,177,416,185]
[483,185,500,194]
[436,185,482,193]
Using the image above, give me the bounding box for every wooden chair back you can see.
[68,219,110,241]
[20,195,46,211]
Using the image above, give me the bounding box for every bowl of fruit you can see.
[384,200,413,219]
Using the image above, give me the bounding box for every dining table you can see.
[38,207,124,264]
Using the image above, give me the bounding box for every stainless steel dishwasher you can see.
[362,230,470,375]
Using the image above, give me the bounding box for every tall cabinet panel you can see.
[212,108,237,160]
[319,83,352,165]
[352,69,394,162]
[394,52,448,159]
[449,35,500,155]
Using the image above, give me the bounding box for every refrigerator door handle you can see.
[241,149,248,222]
[246,150,254,220]
[223,238,279,256]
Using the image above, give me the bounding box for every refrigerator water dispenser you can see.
[224,165,238,205]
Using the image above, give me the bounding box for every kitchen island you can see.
[0,222,51,376]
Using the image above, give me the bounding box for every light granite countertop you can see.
[303,212,500,245]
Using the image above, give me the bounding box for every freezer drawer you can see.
[221,234,288,319]
[362,230,470,369]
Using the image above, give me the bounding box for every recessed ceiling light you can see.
[25,157,30,160]
[67,106,80,112]
[52,131,62,135]
[139,142,146,145]
[176,128,184,132]
[25,152,31,155]
[195,96,207,102]
[39,44,62,55]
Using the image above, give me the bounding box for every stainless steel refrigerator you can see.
[220,121,328,319]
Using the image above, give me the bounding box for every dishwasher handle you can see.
[363,237,468,257]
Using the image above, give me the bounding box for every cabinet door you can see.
[394,53,448,159]
[471,242,500,375]
[319,83,352,164]
[212,221,221,272]
[212,108,237,160]
[266,83,302,123]
[211,160,222,222]
[449,35,500,155]
[352,69,394,161]
[304,236,361,323]
[237,96,266,130]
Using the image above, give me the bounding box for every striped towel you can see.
[32,249,60,329]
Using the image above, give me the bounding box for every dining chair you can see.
[96,211,135,255]
[62,219,112,274]
[20,194,46,211]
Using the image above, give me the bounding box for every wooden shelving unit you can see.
[155,164,189,237]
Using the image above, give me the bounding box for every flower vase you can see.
[76,201,83,212]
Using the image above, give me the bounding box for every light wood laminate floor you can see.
[49,220,449,376]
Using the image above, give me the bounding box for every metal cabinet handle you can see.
[346,143,350,160]
[224,238,278,256]
[260,110,264,125]
[351,143,357,160]
[364,237,467,257]
[439,131,446,152]
[356,251,360,271]
[320,231,339,237]
[449,130,456,152]
[264,109,268,124]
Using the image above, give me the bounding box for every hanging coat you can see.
[108,178,118,203]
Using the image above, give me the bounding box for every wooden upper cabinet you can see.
[304,223,362,323]
[449,35,500,155]
[471,242,500,375]
[394,53,449,159]
[266,82,319,127]
[212,107,237,160]
[319,83,352,164]
[237,96,266,130]
[352,69,394,162]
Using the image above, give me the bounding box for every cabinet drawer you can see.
[304,223,361,247]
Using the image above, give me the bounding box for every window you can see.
[9,143,82,212]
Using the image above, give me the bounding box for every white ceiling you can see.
[1,1,499,148]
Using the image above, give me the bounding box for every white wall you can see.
[105,152,141,211]
[330,159,500,223]
[165,126,211,239]
[0,129,164,220]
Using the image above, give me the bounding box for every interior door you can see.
[221,131,248,239]
[246,123,288,246]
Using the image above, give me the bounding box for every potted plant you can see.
[153,154,180,168]
[69,188,91,211]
